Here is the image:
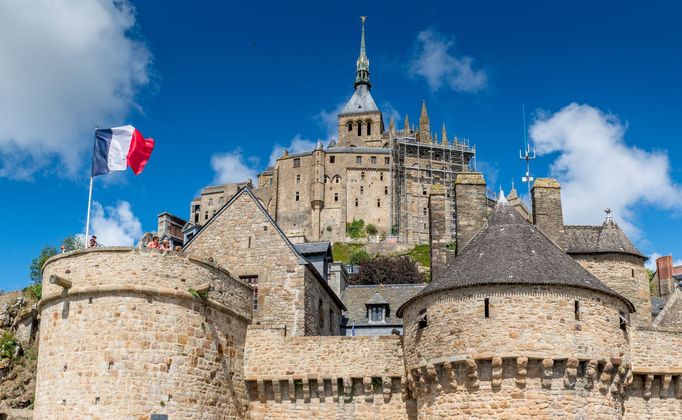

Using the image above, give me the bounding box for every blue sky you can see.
[1,0,681,289]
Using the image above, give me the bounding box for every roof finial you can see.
[497,186,508,204]
[605,208,613,221]
[354,16,371,89]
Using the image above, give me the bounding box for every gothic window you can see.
[366,121,372,136]
[357,121,362,136]
[241,275,258,310]
[293,158,300,168]
[324,175,330,184]
[371,156,377,164]
[356,156,362,164]
[347,121,353,132]
[330,155,336,163]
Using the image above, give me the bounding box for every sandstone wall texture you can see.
[35,248,253,419]
[630,328,682,371]
[244,325,416,419]
[185,191,343,337]
[623,374,682,419]
[531,178,567,250]
[573,253,652,328]
[454,173,487,251]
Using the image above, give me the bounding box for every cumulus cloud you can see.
[268,135,316,167]
[211,150,259,185]
[0,0,152,179]
[409,29,487,93]
[90,201,142,246]
[530,103,682,235]
[645,252,682,271]
[382,102,401,127]
[317,102,346,141]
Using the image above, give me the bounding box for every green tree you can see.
[346,219,366,238]
[62,235,85,252]
[349,248,371,265]
[365,224,378,236]
[29,246,57,283]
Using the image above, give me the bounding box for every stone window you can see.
[380,172,384,181]
[619,311,628,332]
[422,186,427,195]
[357,121,362,136]
[212,209,216,216]
[423,207,427,216]
[293,158,300,168]
[241,275,258,311]
[347,121,353,132]
[355,198,358,207]
[418,309,428,329]
[366,120,372,136]
[361,171,365,180]
[574,300,580,320]
[318,299,325,330]
[631,268,635,277]
[335,176,340,184]
[356,156,362,164]
[360,186,364,194]
[368,305,385,322]
[330,155,336,163]
[385,157,389,164]
[334,193,338,202]
[484,298,490,318]
[204,211,208,220]
[384,186,388,195]
[295,192,299,201]
[371,156,377,164]
[377,199,381,208]
[296,175,300,184]
[208,198,213,206]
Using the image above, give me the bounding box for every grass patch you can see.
[332,243,367,264]
[407,244,430,267]
[23,283,42,301]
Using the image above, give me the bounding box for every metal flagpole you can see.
[85,126,98,247]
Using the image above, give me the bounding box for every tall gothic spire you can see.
[354,16,371,89]
[419,101,430,143]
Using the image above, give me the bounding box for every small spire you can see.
[419,101,430,143]
[497,186,508,204]
[404,114,410,133]
[420,101,429,123]
[389,116,395,131]
[354,16,371,89]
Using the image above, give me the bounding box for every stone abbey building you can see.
[33,19,681,420]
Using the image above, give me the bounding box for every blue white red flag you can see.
[92,125,154,176]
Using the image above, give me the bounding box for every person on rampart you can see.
[146,236,160,250]
[88,235,98,248]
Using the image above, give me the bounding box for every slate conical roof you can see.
[398,202,634,316]
[564,218,644,258]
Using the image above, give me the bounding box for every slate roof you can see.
[342,284,425,327]
[340,84,379,115]
[294,242,331,255]
[564,219,645,258]
[398,202,635,316]
[366,292,389,305]
[651,296,666,317]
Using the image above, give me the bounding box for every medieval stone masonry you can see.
[31,18,682,420]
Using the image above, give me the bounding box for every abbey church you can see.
[31,18,681,419]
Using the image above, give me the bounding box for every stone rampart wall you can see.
[244,326,416,419]
[623,373,682,419]
[35,248,252,419]
[630,328,682,371]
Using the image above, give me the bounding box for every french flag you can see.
[92,125,155,177]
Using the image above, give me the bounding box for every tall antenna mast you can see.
[519,104,536,208]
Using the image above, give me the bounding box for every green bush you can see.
[0,332,17,359]
[346,219,366,238]
[23,283,42,301]
[332,243,366,264]
[365,224,378,236]
[407,244,430,267]
[349,248,371,265]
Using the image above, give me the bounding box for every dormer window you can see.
[366,292,389,324]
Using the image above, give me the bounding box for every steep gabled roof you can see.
[565,218,644,258]
[398,202,634,316]
[340,84,379,115]
[183,187,345,310]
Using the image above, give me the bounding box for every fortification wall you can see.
[630,328,682,370]
[244,326,416,419]
[401,285,632,417]
[623,373,682,419]
[35,248,253,419]
[573,253,652,327]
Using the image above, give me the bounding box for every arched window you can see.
[357,121,362,136]
[334,176,341,184]
[347,121,353,132]
[366,120,372,136]
[324,175,330,184]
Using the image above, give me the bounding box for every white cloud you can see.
[317,102,346,141]
[644,252,682,271]
[0,0,152,179]
[382,102,401,127]
[530,103,682,235]
[90,201,142,246]
[268,135,316,167]
[409,29,487,93]
[211,150,259,185]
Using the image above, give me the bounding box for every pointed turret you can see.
[419,101,430,143]
[441,123,449,146]
[404,114,410,135]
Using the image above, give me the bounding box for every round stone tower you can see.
[35,247,253,419]
[398,201,635,418]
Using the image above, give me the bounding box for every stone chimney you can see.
[327,263,348,299]
[454,173,488,254]
[655,255,674,298]
[429,184,449,278]
[531,178,567,250]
